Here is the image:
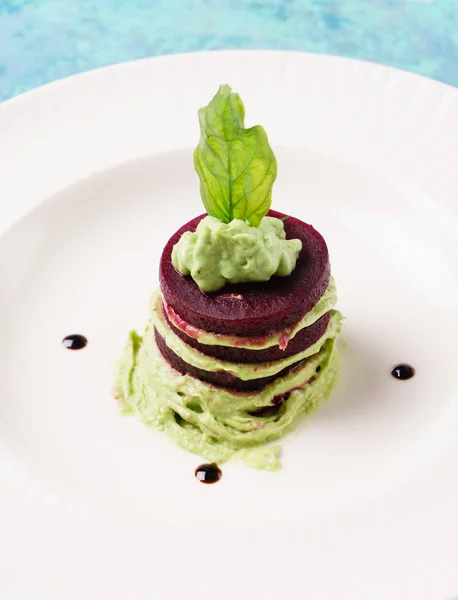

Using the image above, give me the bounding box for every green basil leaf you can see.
[193,84,278,227]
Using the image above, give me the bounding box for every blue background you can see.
[1,0,457,102]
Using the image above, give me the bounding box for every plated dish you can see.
[1,51,457,599]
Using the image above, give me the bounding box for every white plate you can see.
[1,51,458,600]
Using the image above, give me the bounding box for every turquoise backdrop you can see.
[0,0,457,101]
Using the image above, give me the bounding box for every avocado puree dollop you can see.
[171,216,302,293]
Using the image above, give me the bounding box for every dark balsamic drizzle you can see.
[62,334,88,350]
[391,364,415,380]
[195,463,222,484]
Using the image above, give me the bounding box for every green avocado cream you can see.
[114,299,343,471]
[171,216,302,293]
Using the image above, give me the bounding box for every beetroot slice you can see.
[165,309,331,363]
[159,210,330,336]
[154,329,303,392]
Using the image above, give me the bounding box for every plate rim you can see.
[2,48,458,111]
[2,49,458,241]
